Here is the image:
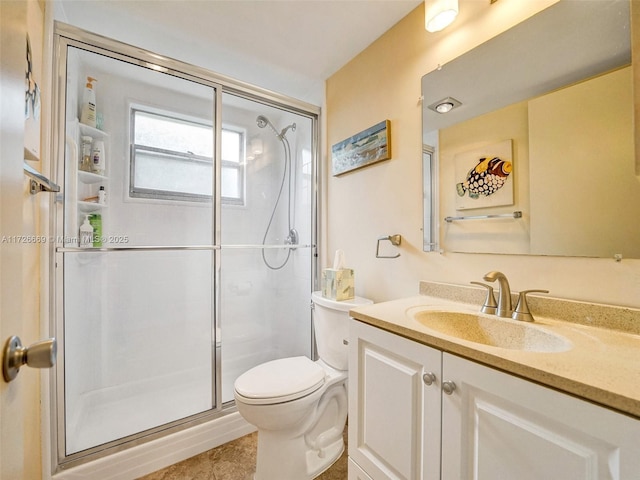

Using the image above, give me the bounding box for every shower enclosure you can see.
[51,24,318,471]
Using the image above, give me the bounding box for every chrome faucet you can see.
[482,271,512,317]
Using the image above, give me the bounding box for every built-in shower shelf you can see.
[78,170,108,184]
[78,201,108,213]
[79,122,109,140]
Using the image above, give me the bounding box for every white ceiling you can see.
[57,0,423,104]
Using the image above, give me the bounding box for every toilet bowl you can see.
[234,291,373,480]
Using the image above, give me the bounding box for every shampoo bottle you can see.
[91,140,105,174]
[79,215,93,248]
[80,77,97,127]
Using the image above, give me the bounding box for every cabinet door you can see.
[349,458,375,480]
[441,353,640,480]
[349,320,442,480]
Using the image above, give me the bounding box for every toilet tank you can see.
[311,291,373,371]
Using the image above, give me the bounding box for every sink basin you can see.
[408,309,572,352]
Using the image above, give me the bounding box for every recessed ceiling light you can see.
[427,96,462,114]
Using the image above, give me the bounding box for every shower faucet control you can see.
[286,228,299,250]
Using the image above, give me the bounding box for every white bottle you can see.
[79,215,93,248]
[98,186,106,205]
[91,140,105,174]
[80,136,93,172]
[80,77,97,127]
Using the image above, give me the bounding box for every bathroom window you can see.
[130,107,245,205]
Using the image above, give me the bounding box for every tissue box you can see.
[321,268,354,301]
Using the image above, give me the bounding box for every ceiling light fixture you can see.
[425,0,459,33]
[427,97,462,114]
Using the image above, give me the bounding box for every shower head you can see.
[256,114,280,138]
[256,115,296,140]
[256,115,269,129]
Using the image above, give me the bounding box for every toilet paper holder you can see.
[376,234,401,259]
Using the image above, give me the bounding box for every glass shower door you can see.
[59,45,217,456]
[219,93,315,403]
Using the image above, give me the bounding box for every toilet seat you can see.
[234,356,326,405]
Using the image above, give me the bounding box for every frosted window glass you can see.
[134,151,213,196]
[135,111,213,157]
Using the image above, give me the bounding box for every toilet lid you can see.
[234,356,326,405]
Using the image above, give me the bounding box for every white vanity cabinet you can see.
[348,320,442,480]
[349,319,640,480]
[348,458,374,480]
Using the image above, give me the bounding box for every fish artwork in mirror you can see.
[421,0,640,259]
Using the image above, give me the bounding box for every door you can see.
[349,320,442,480]
[441,353,640,479]
[54,40,219,461]
[218,92,315,404]
[1,1,40,478]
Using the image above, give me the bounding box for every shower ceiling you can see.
[56,0,422,104]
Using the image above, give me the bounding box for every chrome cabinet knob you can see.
[442,380,457,395]
[3,336,57,382]
[422,372,437,386]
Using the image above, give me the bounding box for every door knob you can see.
[2,336,57,382]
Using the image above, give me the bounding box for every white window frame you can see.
[129,106,245,205]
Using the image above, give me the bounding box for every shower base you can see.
[56,410,254,480]
[66,367,213,455]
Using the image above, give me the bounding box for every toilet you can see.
[234,291,373,480]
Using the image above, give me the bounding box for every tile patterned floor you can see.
[138,429,348,480]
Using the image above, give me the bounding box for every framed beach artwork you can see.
[331,120,391,176]
[454,139,514,211]
[24,0,44,162]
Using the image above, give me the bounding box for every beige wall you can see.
[325,0,640,309]
[528,66,640,258]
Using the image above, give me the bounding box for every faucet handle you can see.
[512,289,549,322]
[470,282,498,315]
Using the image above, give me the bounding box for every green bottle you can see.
[89,214,102,247]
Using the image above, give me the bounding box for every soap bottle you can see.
[98,185,106,205]
[91,140,105,174]
[89,214,102,247]
[79,215,93,248]
[80,77,97,127]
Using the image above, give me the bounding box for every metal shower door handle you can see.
[2,336,57,382]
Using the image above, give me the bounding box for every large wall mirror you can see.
[422,0,640,258]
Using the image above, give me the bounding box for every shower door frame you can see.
[50,22,321,473]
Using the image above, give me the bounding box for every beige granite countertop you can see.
[349,283,640,419]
